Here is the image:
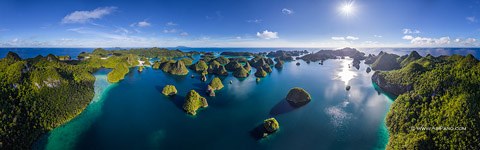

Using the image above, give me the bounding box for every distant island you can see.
[0,47,479,149]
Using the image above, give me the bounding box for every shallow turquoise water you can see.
[36,58,393,150]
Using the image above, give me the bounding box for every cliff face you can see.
[371,71,412,96]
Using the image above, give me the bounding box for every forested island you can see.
[0,47,479,149]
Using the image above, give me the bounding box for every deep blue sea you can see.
[1,47,478,150]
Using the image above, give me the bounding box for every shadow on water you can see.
[249,123,267,141]
[269,99,303,116]
[154,85,186,111]
[371,82,397,100]
[169,95,186,112]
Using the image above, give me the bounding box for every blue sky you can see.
[0,0,479,48]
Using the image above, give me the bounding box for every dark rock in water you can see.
[319,60,324,65]
[306,60,311,64]
[296,62,300,66]
[346,85,351,91]
[191,75,194,78]
[263,118,279,134]
[366,67,372,73]
[352,59,360,70]
[286,87,311,107]
[229,80,233,84]
[201,75,207,82]
[275,60,284,69]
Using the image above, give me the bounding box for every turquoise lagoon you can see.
[35,58,393,150]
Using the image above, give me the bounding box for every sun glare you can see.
[340,1,355,16]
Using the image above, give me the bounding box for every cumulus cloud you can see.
[331,36,358,41]
[282,8,294,15]
[466,16,477,23]
[374,35,382,38]
[402,35,414,40]
[166,22,177,26]
[256,30,279,39]
[62,6,117,24]
[180,32,189,36]
[402,28,420,34]
[454,38,477,45]
[403,36,450,46]
[331,37,345,40]
[163,29,177,33]
[346,36,359,40]
[130,21,151,27]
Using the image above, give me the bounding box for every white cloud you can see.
[331,37,345,40]
[402,35,414,40]
[454,38,477,45]
[374,35,382,38]
[282,8,294,15]
[466,16,477,23]
[163,29,177,33]
[137,21,151,27]
[406,36,451,46]
[256,30,279,39]
[346,36,359,40]
[331,36,358,41]
[402,28,420,34]
[62,6,117,24]
[247,19,262,23]
[180,32,189,36]
[130,21,151,27]
[465,38,477,44]
[166,22,177,26]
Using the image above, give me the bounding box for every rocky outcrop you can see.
[262,118,280,137]
[233,67,249,78]
[225,61,243,71]
[371,71,412,96]
[371,52,401,71]
[183,90,208,115]
[275,60,284,69]
[254,68,267,77]
[286,87,311,106]
[161,85,178,96]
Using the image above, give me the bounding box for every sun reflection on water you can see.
[336,59,357,85]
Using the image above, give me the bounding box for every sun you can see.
[340,1,355,16]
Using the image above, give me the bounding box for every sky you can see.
[0,0,479,48]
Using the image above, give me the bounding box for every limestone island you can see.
[262,118,280,138]
[183,90,208,116]
[286,87,312,107]
[161,85,178,96]
[207,77,224,96]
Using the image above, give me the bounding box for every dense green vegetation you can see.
[233,67,249,78]
[263,118,280,133]
[371,52,480,149]
[182,90,208,115]
[161,85,177,96]
[254,68,267,77]
[286,87,311,106]
[0,52,95,149]
[107,63,129,83]
[209,77,224,90]
[190,60,209,72]
[0,48,195,149]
